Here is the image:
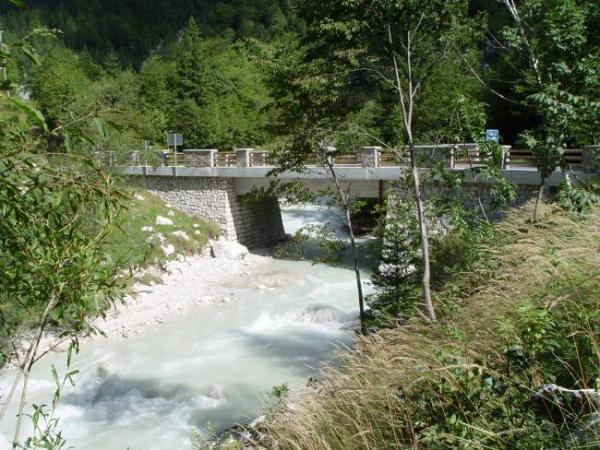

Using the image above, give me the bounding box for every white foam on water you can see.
[0,203,373,450]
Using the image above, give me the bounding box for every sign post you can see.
[167,133,183,166]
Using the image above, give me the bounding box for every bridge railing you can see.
[504,148,584,169]
[122,144,598,172]
[250,151,272,167]
[214,152,237,167]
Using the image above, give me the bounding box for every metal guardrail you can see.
[117,145,595,172]
[214,152,237,167]
[250,151,272,167]
[504,149,583,169]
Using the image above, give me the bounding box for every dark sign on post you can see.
[167,133,183,147]
[167,133,183,166]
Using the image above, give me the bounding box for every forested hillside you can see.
[1,0,597,152]
[1,0,299,66]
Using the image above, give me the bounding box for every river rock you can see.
[210,240,249,260]
[155,215,174,226]
[250,415,265,428]
[534,384,600,446]
[161,244,175,256]
[171,230,190,241]
[297,304,345,324]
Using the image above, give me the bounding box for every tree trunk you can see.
[344,205,367,335]
[0,292,58,436]
[408,144,436,322]
[387,24,436,322]
[534,182,544,222]
[465,144,490,223]
[326,158,367,334]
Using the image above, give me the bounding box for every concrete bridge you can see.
[122,145,598,247]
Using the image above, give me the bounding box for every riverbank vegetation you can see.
[106,190,219,275]
[1,0,599,448]
[257,201,600,449]
[0,183,218,367]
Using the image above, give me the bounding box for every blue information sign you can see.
[486,129,499,143]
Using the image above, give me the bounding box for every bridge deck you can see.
[122,164,574,187]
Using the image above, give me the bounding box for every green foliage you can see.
[2,0,299,67]
[270,383,289,399]
[21,20,274,156]
[274,223,345,265]
[557,179,600,215]
[502,0,600,179]
[15,341,80,450]
[260,205,600,450]
[368,196,422,322]
[0,147,128,347]
[104,189,219,272]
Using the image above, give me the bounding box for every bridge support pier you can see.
[143,176,285,248]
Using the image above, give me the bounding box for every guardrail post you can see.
[183,149,217,167]
[450,145,456,169]
[360,146,381,168]
[235,148,253,167]
[504,146,512,170]
[583,145,599,173]
[501,145,512,170]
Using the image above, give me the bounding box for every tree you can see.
[318,145,367,335]
[294,0,477,321]
[500,0,600,221]
[256,32,374,332]
[0,34,128,446]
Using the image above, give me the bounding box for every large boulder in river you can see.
[210,240,249,260]
[296,304,352,324]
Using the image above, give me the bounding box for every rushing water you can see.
[0,204,373,450]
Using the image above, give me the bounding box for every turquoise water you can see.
[0,204,371,450]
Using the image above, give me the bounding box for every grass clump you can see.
[258,202,600,449]
[105,190,220,272]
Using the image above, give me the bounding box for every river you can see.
[0,203,374,450]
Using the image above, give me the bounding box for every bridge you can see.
[122,145,598,248]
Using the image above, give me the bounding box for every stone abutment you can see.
[142,176,285,248]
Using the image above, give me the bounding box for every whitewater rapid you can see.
[0,203,372,450]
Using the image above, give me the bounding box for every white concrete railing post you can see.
[235,148,253,167]
[183,149,218,167]
[583,145,599,173]
[450,145,457,169]
[360,146,381,168]
[501,145,512,170]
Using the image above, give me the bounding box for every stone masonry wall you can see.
[143,176,285,248]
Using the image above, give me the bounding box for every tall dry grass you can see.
[257,202,600,450]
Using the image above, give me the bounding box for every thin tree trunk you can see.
[465,144,490,223]
[388,25,436,322]
[344,205,367,334]
[534,182,544,222]
[0,292,58,438]
[326,158,367,334]
[13,371,29,445]
[408,144,436,322]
